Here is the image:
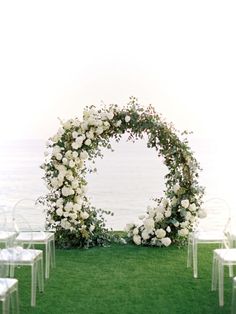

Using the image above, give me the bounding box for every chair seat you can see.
[16,231,54,242]
[0,278,18,297]
[0,247,42,263]
[214,248,236,262]
[194,231,225,242]
[0,231,16,240]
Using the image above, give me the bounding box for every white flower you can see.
[85,139,91,146]
[189,203,197,212]
[80,151,89,160]
[69,160,75,168]
[72,151,78,158]
[155,212,164,221]
[86,131,94,139]
[107,111,114,120]
[73,203,82,211]
[165,210,171,218]
[161,237,172,247]
[62,157,68,165]
[96,126,104,135]
[116,120,122,127]
[141,230,150,240]
[125,115,131,122]
[72,142,80,150]
[72,180,79,189]
[56,198,63,207]
[72,131,78,138]
[133,234,141,245]
[178,228,189,237]
[173,183,180,194]
[155,228,166,239]
[143,218,154,231]
[89,225,95,232]
[80,211,89,220]
[133,228,139,235]
[103,121,110,129]
[64,202,73,212]
[171,197,178,206]
[181,199,190,209]
[61,219,71,230]
[56,153,63,160]
[56,208,63,216]
[166,226,171,233]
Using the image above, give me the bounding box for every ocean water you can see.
[0,136,233,230]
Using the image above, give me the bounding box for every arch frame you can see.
[41,97,204,248]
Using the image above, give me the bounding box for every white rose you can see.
[181,199,190,209]
[80,211,89,220]
[171,197,178,206]
[72,131,78,138]
[125,115,131,122]
[56,198,63,207]
[72,180,79,189]
[189,203,197,212]
[72,151,78,158]
[173,183,180,194]
[161,237,172,247]
[56,208,63,216]
[73,203,82,211]
[155,228,166,239]
[70,213,77,220]
[69,160,75,168]
[61,219,71,230]
[155,212,164,221]
[64,202,73,212]
[107,111,114,120]
[80,151,89,160]
[143,218,154,231]
[85,139,91,146]
[133,228,139,235]
[62,158,68,165]
[133,234,141,245]
[96,126,104,135]
[178,228,189,237]
[86,131,94,139]
[103,121,110,129]
[166,226,171,233]
[55,153,62,160]
[61,186,69,196]
[141,230,150,240]
[165,210,171,218]
[116,120,122,127]
[89,225,95,232]
[72,142,80,150]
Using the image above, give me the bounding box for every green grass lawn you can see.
[12,243,233,314]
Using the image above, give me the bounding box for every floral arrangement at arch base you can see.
[41,97,204,249]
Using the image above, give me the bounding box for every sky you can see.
[0,0,235,143]
[0,0,236,208]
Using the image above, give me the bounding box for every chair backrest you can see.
[196,197,231,232]
[12,198,47,232]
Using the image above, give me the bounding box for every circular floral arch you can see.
[41,97,204,248]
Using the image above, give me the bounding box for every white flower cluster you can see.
[43,105,132,235]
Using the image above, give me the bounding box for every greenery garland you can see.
[41,97,204,248]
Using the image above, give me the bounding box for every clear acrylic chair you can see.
[211,219,236,307]
[0,208,16,248]
[187,198,231,278]
[12,199,55,279]
[0,212,44,307]
[0,264,19,314]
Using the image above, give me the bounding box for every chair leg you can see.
[51,237,56,268]
[37,256,44,293]
[31,263,37,306]
[193,239,198,278]
[219,261,224,306]
[187,233,193,268]
[45,242,50,279]
[211,252,218,291]
[231,278,236,314]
